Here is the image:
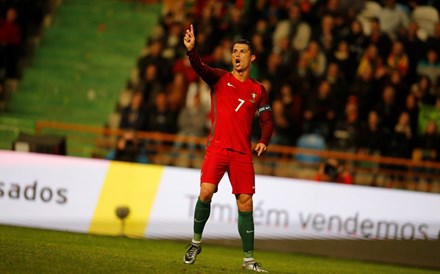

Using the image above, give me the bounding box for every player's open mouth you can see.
[235,59,240,66]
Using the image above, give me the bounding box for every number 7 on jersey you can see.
[235,98,245,112]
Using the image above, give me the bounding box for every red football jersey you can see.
[188,49,273,154]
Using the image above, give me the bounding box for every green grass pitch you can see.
[0,225,437,274]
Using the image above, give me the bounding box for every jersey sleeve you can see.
[187,49,225,86]
[257,85,273,146]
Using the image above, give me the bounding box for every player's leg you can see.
[184,183,216,264]
[194,147,227,241]
[184,147,227,264]
[236,195,268,272]
[193,182,216,241]
[229,152,268,272]
[236,193,254,259]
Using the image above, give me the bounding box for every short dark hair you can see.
[233,39,255,55]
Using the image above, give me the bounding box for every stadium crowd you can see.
[115,0,440,167]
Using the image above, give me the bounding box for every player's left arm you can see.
[255,85,273,156]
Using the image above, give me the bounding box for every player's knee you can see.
[236,194,253,211]
[199,183,216,202]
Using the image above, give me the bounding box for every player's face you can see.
[231,44,255,73]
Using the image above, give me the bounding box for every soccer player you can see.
[182,24,274,273]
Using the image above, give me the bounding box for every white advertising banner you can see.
[146,169,440,240]
[1,150,440,240]
[0,150,107,232]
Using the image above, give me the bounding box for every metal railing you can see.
[35,120,440,193]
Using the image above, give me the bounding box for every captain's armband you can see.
[258,104,272,113]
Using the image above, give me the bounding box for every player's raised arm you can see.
[183,24,195,51]
[184,24,225,86]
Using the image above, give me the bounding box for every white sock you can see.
[192,239,202,245]
[244,257,255,264]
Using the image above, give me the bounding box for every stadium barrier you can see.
[0,150,439,269]
[34,120,440,193]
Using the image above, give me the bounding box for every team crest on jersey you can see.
[249,91,257,103]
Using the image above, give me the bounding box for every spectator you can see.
[382,69,408,107]
[296,0,315,24]
[399,21,424,84]
[0,7,21,78]
[222,5,250,42]
[366,17,392,60]
[322,62,347,115]
[160,0,187,26]
[386,40,409,78]
[344,19,367,63]
[277,35,298,78]
[203,44,231,71]
[250,32,270,71]
[255,0,283,33]
[137,39,171,86]
[414,120,440,162]
[300,40,327,79]
[167,72,188,112]
[109,130,148,164]
[316,0,348,32]
[219,37,234,70]
[356,110,389,156]
[311,14,337,59]
[331,99,360,151]
[272,4,311,53]
[356,43,387,80]
[259,51,284,95]
[384,111,415,187]
[138,63,163,108]
[185,77,211,113]
[402,93,419,136]
[324,0,352,36]
[378,0,410,40]
[349,64,379,121]
[193,4,221,55]
[329,39,357,80]
[146,91,177,134]
[170,91,208,166]
[416,47,440,86]
[303,80,336,139]
[247,0,280,30]
[271,83,302,146]
[119,91,148,131]
[375,85,399,131]
[176,91,208,138]
[410,74,436,106]
[315,158,353,184]
[162,21,185,61]
[289,54,314,101]
[387,111,414,160]
[252,19,273,55]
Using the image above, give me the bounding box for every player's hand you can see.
[255,143,267,157]
[183,24,195,51]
